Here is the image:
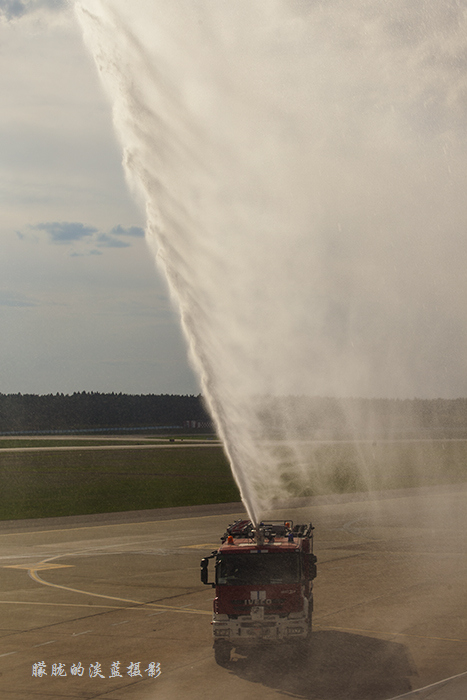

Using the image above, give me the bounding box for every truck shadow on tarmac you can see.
[223,630,417,699]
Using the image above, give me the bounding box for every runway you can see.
[0,439,221,454]
[0,484,466,699]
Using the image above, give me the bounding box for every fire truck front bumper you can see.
[212,612,310,645]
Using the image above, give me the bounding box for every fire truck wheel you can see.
[214,642,231,665]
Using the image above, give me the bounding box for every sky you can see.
[2,0,467,402]
[0,0,200,395]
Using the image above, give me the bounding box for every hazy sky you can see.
[0,0,200,394]
[2,0,467,402]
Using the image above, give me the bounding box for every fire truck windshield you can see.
[216,552,300,585]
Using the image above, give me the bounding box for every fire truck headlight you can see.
[286,626,304,635]
[214,629,231,637]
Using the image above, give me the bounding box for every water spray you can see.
[75,0,467,518]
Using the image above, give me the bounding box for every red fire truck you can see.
[201,519,317,664]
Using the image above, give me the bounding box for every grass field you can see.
[0,443,238,520]
[1,437,466,520]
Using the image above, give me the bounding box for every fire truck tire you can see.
[214,642,231,665]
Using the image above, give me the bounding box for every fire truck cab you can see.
[201,519,317,664]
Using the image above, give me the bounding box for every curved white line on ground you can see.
[27,552,211,616]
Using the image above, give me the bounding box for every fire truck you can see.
[201,519,317,664]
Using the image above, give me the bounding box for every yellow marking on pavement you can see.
[4,563,74,570]
[182,543,218,549]
[28,563,211,616]
[314,623,467,644]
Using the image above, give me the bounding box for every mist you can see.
[75,0,467,522]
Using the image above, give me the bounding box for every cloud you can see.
[97,233,130,248]
[0,0,67,21]
[70,248,103,257]
[30,221,98,243]
[22,220,144,254]
[110,224,145,238]
[0,1,25,19]
[0,290,37,307]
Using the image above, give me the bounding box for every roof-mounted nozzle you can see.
[253,526,265,545]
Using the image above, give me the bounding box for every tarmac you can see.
[0,483,466,700]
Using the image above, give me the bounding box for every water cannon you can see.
[253,525,265,545]
[220,519,313,544]
[221,519,255,542]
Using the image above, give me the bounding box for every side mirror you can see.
[200,558,209,585]
[200,556,216,587]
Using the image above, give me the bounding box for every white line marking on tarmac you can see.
[32,640,56,648]
[5,563,74,570]
[0,510,244,537]
[111,620,129,626]
[72,630,92,636]
[0,651,18,658]
[0,599,127,609]
[314,623,467,644]
[387,669,467,699]
[0,443,221,453]
[27,558,211,615]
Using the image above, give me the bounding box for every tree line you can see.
[0,393,466,437]
[0,393,211,434]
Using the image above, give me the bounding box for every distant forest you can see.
[0,393,212,434]
[1,393,467,437]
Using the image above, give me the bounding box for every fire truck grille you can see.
[231,599,285,608]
